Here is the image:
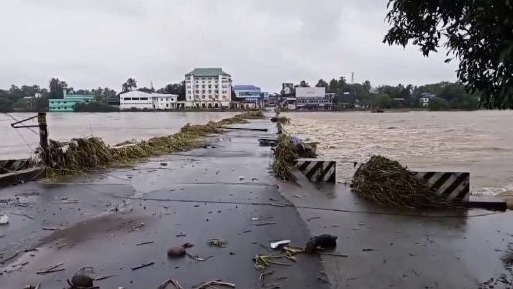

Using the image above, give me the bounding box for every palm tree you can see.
[122,78,137,92]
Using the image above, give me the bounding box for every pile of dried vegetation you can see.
[41,111,264,176]
[352,155,450,208]
[270,134,298,181]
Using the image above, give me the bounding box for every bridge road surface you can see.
[0,119,330,289]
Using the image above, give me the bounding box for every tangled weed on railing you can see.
[41,111,264,177]
[352,155,451,208]
[270,133,298,181]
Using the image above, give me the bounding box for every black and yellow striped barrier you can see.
[296,158,336,183]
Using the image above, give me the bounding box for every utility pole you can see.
[37,112,49,165]
[11,112,50,166]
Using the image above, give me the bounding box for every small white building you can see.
[419,93,436,107]
[119,91,178,110]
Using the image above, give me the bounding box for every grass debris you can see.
[352,155,451,208]
[39,111,264,177]
[207,239,228,248]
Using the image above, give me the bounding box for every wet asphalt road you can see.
[279,174,513,289]
[0,119,329,289]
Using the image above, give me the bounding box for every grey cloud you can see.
[0,0,458,92]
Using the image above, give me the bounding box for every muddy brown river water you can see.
[2,110,513,196]
[285,110,513,196]
[1,111,236,159]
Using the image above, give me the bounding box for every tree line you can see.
[284,78,480,110]
[0,77,190,112]
[0,76,482,112]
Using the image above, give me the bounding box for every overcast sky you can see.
[0,0,458,92]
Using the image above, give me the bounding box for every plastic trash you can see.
[270,240,291,249]
[0,215,9,225]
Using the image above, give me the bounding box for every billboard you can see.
[295,87,326,98]
[281,83,294,96]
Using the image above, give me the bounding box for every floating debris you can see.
[131,261,154,271]
[0,215,9,225]
[37,262,65,274]
[207,239,228,248]
[253,254,292,270]
[135,241,154,246]
[158,278,183,289]
[305,234,337,254]
[167,243,194,258]
[270,240,291,249]
[68,273,94,288]
[196,280,236,289]
[186,253,214,262]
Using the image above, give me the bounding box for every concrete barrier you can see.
[296,158,336,183]
[411,171,470,202]
[0,159,32,174]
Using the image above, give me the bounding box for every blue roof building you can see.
[233,85,262,103]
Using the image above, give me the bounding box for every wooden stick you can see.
[197,280,236,289]
[95,275,116,281]
[42,227,59,231]
[136,241,154,246]
[37,268,65,274]
[158,278,183,289]
[320,252,349,258]
[0,251,20,264]
[254,222,276,226]
[40,262,63,272]
[131,261,154,271]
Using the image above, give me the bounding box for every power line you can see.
[2,113,38,134]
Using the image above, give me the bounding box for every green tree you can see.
[299,80,310,87]
[122,78,137,92]
[157,81,186,101]
[362,80,371,92]
[48,78,67,99]
[328,79,338,93]
[428,97,450,111]
[383,0,513,109]
[315,79,329,88]
[74,101,119,112]
[0,98,13,112]
[375,94,392,109]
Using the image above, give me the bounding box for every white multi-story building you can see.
[119,90,178,110]
[185,68,232,109]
